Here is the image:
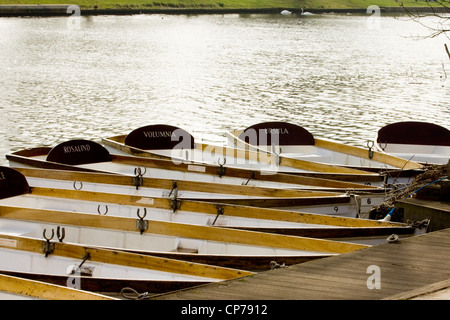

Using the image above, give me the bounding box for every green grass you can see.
[0,0,445,10]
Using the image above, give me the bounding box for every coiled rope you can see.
[120,287,150,300]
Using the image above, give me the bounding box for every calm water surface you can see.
[1,13,449,165]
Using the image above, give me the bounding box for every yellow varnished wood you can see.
[314,139,423,170]
[0,206,368,254]
[15,167,347,198]
[0,233,253,280]
[0,274,116,300]
[27,187,403,228]
[103,136,381,189]
[195,142,372,175]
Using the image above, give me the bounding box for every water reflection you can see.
[0,13,449,165]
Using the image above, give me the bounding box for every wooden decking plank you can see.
[283,266,440,294]
[296,252,450,275]
[294,250,450,286]
[257,274,377,298]
[153,228,450,300]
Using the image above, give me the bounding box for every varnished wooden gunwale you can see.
[314,138,423,170]
[13,166,350,199]
[0,273,117,300]
[27,186,354,222]
[195,141,374,175]
[224,226,417,238]
[22,186,404,229]
[0,233,253,280]
[0,206,369,254]
[181,194,352,208]
[0,271,208,295]
[104,134,375,175]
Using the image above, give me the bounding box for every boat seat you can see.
[46,140,112,165]
[377,121,450,147]
[239,121,315,147]
[124,124,195,150]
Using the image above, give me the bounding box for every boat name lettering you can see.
[142,131,177,139]
[63,144,91,154]
[263,128,289,135]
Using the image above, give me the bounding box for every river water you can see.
[1,12,449,166]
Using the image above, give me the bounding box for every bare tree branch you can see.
[401,0,450,39]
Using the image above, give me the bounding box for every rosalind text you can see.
[63,144,91,154]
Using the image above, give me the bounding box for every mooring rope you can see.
[120,287,150,300]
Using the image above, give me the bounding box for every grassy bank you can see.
[0,0,445,11]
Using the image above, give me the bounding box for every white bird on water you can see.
[281,10,292,15]
[301,8,314,15]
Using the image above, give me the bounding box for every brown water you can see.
[1,13,449,165]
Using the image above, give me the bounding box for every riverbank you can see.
[0,0,448,16]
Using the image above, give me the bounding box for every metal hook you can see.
[56,226,65,242]
[97,204,108,215]
[42,228,55,257]
[43,228,54,241]
[133,167,146,190]
[134,167,147,176]
[169,182,180,212]
[137,208,147,219]
[73,181,83,190]
[136,208,148,234]
[217,157,226,177]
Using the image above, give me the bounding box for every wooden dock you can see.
[397,198,450,232]
[152,227,450,300]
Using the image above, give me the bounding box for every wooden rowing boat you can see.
[102,124,379,176]
[5,164,366,217]
[374,121,450,165]
[0,206,370,269]
[0,273,116,300]
[9,165,372,216]
[8,138,383,189]
[0,233,252,295]
[226,121,424,174]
